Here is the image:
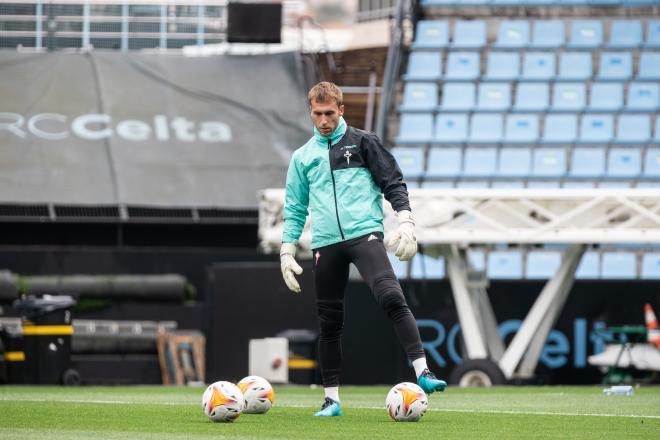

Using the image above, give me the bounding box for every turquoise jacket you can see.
[282,117,410,249]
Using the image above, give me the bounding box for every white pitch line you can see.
[2,397,659,420]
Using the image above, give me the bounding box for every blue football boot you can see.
[417,368,447,394]
[314,397,343,417]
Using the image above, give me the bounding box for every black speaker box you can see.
[227,2,282,44]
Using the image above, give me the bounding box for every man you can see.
[280,82,446,417]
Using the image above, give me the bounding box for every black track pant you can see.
[313,232,424,387]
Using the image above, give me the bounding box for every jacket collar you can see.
[313,117,347,147]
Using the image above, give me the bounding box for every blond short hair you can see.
[308,81,343,107]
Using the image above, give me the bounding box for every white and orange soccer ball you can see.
[202,381,245,422]
[385,382,428,422]
[237,375,275,414]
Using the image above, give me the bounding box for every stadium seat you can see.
[575,252,600,279]
[391,147,426,179]
[551,83,586,112]
[543,114,578,143]
[445,52,480,81]
[641,253,660,279]
[601,252,637,279]
[395,114,434,144]
[568,20,603,48]
[638,52,660,80]
[388,253,408,279]
[440,83,476,111]
[410,254,445,279]
[530,20,565,48]
[463,147,497,177]
[526,251,561,279]
[422,181,453,188]
[491,181,525,188]
[615,115,651,144]
[643,148,660,178]
[527,181,561,188]
[426,147,462,178]
[452,20,487,49]
[597,52,632,81]
[399,82,438,112]
[644,20,660,48]
[607,20,642,48]
[578,114,614,143]
[484,52,520,81]
[521,52,555,81]
[403,52,443,81]
[563,181,596,188]
[558,52,592,81]
[498,147,532,177]
[606,147,642,178]
[411,20,449,50]
[655,116,660,143]
[494,20,530,48]
[467,249,486,272]
[533,147,566,177]
[505,114,539,143]
[514,83,550,111]
[477,83,511,111]
[588,83,623,111]
[570,147,606,178]
[598,181,631,188]
[626,82,660,112]
[433,113,469,143]
[456,181,489,188]
[487,251,523,279]
[469,114,503,143]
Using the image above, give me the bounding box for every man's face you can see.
[310,99,344,137]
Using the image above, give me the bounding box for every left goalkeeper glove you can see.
[387,210,418,261]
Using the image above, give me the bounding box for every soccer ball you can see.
[385,382,428,422]
[237,375,275,414]
[202,381,245,422]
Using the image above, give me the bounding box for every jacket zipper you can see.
[328,138,345,240]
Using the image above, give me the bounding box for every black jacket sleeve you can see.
[360,131,411,212]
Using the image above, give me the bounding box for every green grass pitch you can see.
[1,385,659,439]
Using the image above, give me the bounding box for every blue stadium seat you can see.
[505,114,539,143]
[570,147,606,178]
[426,147,462,178]
[531,20,565,48]
[469,114,503,143]
[643,148,660,178]
[601,252,637,279]
[576,252,600,279]
[445,52,480,81]
[606,147,642,177]
[598,181,631,188]
[388,253,408,279]
[607,20,642,48]
[495,20,530,48]
[433,113,469,143]
[491,181,525,188]
[521,52,555,81]
[467,249,486,272]
[588,83,623,112]
[533,147,566,177]
[422,181,453,188]
[477,83,511,111]
[641,253,660,279]
[399,82,438,112]
[558,52,592,81]
[645,20,660,48]
[463,147,497,177]
[579,114,614,143]
[551,83,586,111]
[514,83,550,111]
[655,116,660,143]
[452,20,487,49]
[410,254,445,279]
[396,114,434,144]
[626,82,660,112]
[568,20,603,48]
[440,83,476,111]
[484,52,520,81]
[615,115,651,144]
[391,147,426,179]
[456,181,489,188]
[527,181,561,188]
[403,52,443,82]
[597,52,632,81]
[638,52,660,80]
[526,251,561,279]
[543,114,578,143]
[498,147,532,177]
[411,20,449,50]
[487,251,523,279]
[563,181,596,188]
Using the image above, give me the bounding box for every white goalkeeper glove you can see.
[388,210,418,262]
[280,242,303,293]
